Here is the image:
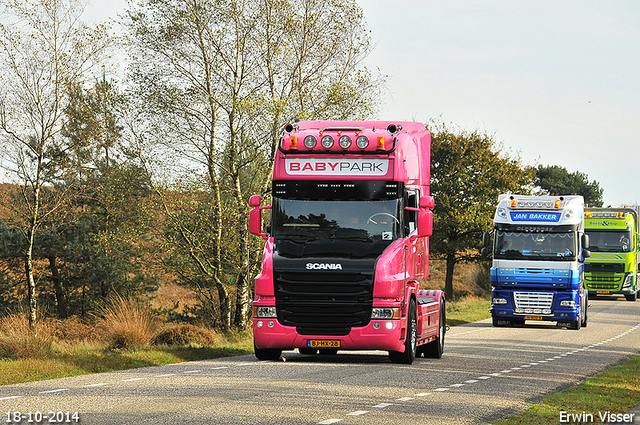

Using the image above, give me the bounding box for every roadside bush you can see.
[153,323,216,346]
[97,295,160,349]
[0,314,54,359]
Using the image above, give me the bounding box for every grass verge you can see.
[492,354,640,424]
[446,295,491,326]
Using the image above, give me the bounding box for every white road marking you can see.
[184,370,202,373]
[347,411,369,416]
[415,392,431,396]
[39,388,69,394]
[318,419,342,424]
[83,383,108,387]
[155,374,176,377]
[397,397,414,401]
[465,380,479,383]
[123,378,146,382]
[372,403,393,408]
[0,396,22,400]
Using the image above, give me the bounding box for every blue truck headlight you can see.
[560,300,576,307]
[492,297,508,305]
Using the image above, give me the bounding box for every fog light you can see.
[515,308,524,314]
[257,320,263,328]
[268,321,275,328]
[373,322,381,329]
[543,309,551,314]
[385,322,394,330]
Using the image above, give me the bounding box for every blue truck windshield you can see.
[494,231,577,261]
[585,230,632,253]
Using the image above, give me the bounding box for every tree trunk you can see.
[444,253,456,301]
[48,255,67,319]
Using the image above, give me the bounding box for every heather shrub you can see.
[153,323,216,346]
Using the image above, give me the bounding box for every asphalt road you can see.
[1,297,640,425]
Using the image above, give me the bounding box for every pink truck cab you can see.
[249,121,445,364]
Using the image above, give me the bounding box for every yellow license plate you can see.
[308,340,341,348]
[526,315,543,321]
[598,290,610,294]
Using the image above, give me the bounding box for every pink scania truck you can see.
[248,121,445,364]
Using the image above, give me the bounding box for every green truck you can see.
[584,207,640,301]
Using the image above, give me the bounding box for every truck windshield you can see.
[585,230,632,253]
[271,198,401,258]
[494,231,576,260]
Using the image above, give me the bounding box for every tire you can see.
[423,298,446,359]
[625,292,637,302]
[389,299,417,364]
[581,293,588,327]
[254,342,282,361]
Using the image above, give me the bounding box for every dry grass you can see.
[0,314,54,359]
[97,295,160,348]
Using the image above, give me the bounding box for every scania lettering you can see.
[249,121,445,364]
[584,207,640,301]
[482,194,590,330]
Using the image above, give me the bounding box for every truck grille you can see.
[275,271,373,336]
[514,292,554,309]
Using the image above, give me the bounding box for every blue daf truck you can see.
[482,194,591,330]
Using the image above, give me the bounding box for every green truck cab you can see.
[584,208,640,301]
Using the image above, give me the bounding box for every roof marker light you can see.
[321,135,334,148]
[510,199,517,207]
[554,200,561,208]
[303,135,316,149]
[339,136,351,149]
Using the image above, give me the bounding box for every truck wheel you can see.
[570,310,582,330]
[625,292,637,302]
[389,299,417,364]
[423,298,446,359]
[254,342,282,361]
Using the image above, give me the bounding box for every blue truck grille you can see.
[513,292,554,310]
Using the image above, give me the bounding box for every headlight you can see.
[560,300,576,307]
[303,135,317,148]
[339,135,351,149]
[321,135,334,148]
[253,306,277,318]
[564,209,575,220]
[356,136,369,149]
[492,298,508,305]
[497,207,507,218]
[371,307,400,319]
[623,274,633,289]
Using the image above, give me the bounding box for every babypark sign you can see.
[285,158,389,176]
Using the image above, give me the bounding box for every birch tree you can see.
[0,0,110,333]
[124,0,381,330]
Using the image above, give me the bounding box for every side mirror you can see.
[481,247,491,258]
[581,233,590,250]
[249,195,261,207]
[417,210,433,237]
[482,231,491,247]
[419,195,434,209]
[248,195,271,239]
[582,249,591,260]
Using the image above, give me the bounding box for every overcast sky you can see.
[86,1,640,207]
